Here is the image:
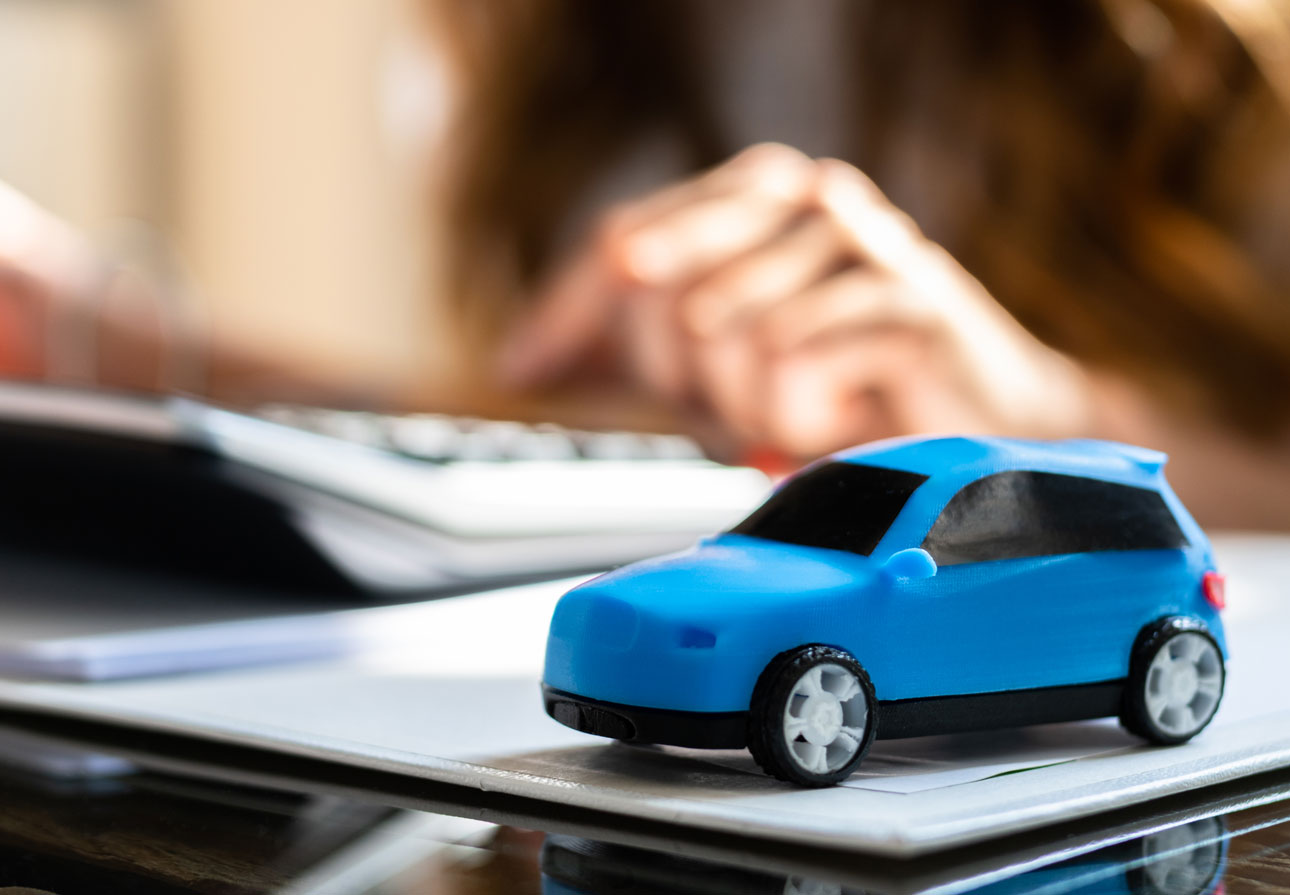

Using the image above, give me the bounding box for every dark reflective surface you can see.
[540,818,1228,895]
[0,723,1287,895]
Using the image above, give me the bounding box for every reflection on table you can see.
[0,723,1286,895]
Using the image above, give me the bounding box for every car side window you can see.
[922,471,1189,565]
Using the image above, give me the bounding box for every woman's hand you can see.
[499,144,1092,459]
[0,180,103,379]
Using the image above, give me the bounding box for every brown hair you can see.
[431,0,1290,435]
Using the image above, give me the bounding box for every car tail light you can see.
[1202,571,1226,610]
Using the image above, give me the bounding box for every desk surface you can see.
[0,716,1288,895]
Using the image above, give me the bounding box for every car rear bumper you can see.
[542,685,748,749]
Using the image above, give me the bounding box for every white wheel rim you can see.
[1143,633,1222,737]
[783,662,868,775]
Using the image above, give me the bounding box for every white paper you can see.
[0,558,375,680]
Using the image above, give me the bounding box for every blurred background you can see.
[4,0,1290,526]
[0,0,448,400]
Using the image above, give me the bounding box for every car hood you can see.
[545,534,880,712]
[559,533,876,623]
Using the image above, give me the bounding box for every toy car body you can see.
[542,436,1228,786]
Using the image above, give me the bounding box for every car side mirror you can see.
[883,547,937,580]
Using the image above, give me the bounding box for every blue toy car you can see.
[542,436,1228,786]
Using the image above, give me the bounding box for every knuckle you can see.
[816,211,865,259]
[736,141,811,169]
[890,207,926,240]
[815,160,895,214]
[732,144,816,196]
[755,309,796,353]
[595,202,637,247]
[593,205,647,279]
[815,158,872,191]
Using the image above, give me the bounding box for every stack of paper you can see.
[0,552,409,681]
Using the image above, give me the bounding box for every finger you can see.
[620,284,693,404]
[0,267,50,377]
[813,159,928,276]
[607,145,815,284]
[605,142,812,244]
[764,337,918,457]
[496,248,625,387]
[770,323,1017,456]
[689,329,771,444]
[680,213,851,339]
[616,182,812,285]
[759,269,935,356]
[498,144,814,388]
[0,180,97,297]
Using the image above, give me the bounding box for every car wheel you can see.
[1121,618,1225,745]
[747,645,877,787]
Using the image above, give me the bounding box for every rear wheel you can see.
[748,646,877,787]
[1121,618,1224,745]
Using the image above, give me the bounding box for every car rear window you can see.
[730,462,928,556]
[922,470,1189,565]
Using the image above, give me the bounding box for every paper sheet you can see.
[0,535,1284,856]
[0,554,376,680]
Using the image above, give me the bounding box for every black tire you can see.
[1121,618,1225,745]
[747,645,877,787]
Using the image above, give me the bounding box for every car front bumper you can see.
[542,685,748,749]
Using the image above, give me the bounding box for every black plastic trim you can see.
[875,679,1126,739]
[542,687,749,749]
[544,679,1127,749]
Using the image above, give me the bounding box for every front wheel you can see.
[747,646,877,787]
[1121,618,1225,745]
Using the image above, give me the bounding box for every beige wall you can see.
[0,0,449,400]
[163,0,443,397]
[0,0,156,232]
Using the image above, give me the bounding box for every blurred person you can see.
[3,0,1290,529]
[0,180,357,403]
[432,0,1290,527]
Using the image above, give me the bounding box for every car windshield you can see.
[729,462,928,556]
